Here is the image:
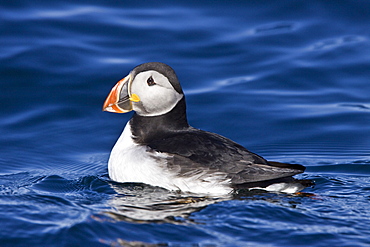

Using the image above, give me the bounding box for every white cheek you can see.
[141,87,183,116]
[131,72,183,116]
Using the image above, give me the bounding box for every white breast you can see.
[107,122,232,195]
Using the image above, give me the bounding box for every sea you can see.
[1,0,370,246]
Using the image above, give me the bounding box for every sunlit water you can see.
[1,1,370,246]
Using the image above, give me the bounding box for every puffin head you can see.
[103,62,184,117]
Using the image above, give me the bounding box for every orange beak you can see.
[102,75,133,113]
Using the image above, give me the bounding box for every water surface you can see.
[1,1,370,246]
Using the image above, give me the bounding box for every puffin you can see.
[103,62,312,195]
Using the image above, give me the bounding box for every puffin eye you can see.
[147,76,156,86]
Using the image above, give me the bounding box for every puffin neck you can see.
[130,97,190,144]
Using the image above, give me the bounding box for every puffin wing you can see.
[147,128,305,184]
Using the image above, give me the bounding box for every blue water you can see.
[1,0,370,246]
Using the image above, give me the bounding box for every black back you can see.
[130,98,305,185]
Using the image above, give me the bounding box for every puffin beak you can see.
[103,74,140,113]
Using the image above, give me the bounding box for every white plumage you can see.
[108,122,233,195]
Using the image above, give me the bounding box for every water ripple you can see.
[308,35,367,51]
[1,0,370,246]
[251,22,298,35]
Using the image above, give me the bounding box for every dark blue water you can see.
[1,1,370,246]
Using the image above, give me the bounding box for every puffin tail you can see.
[267,161,306,173]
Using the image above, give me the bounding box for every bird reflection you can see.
[104,182,229,223]
[103,181,314,224]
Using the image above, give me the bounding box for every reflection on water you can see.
[106,182,230,223]
[105,181,315,224]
